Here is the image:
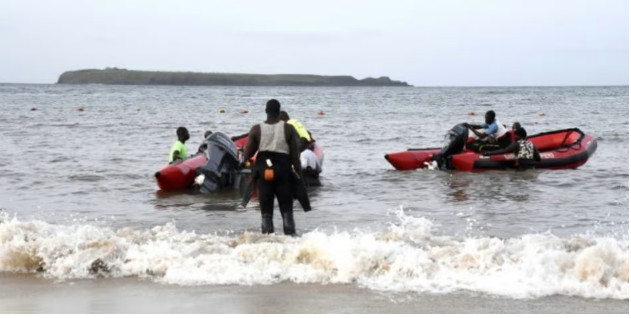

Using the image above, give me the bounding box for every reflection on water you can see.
[442,170,542,204]
[200,199,243,212]
[155,189,193,199]
[445,175,473,202]
[155,202,195,209]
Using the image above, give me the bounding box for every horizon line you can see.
[0,82,629,88]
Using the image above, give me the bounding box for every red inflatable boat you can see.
[155,134,247,191]
[154,154,207,191]
[385,128,597,172]
[155,134,325,191]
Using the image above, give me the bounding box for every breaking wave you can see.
[0,209,627,300]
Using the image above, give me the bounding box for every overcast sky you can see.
[0,0,628,86]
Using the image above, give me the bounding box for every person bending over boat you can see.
[197,130,213,154]
[244,99,303,236]
[300,147,322,187]
[301,148,319,172]
[169,127,190,163]
[483,127,541,166]
[464,110,510,153]
[279,111,312,152]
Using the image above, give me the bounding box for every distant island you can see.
[57,68,411,87]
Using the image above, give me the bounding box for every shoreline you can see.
[0,273,627,314]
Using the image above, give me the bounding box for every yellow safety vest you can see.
[169,140,187,162]
[287,119,311,141]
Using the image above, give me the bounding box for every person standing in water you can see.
[197,130,213,154]
[279,111,312,152]
[244,99,302,235]
[169,127,190,163]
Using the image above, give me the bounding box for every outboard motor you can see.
[195,132,241,194]
[432,123,469,169]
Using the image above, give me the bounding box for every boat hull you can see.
[154,154,207,191]
[384,148,441,170]
[155,135,325,191]
[385,128,597,172]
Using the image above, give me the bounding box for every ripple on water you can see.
[68,174,105,182]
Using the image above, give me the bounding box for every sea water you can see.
[0,84,627,313]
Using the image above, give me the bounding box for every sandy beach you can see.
[0,273,626,314]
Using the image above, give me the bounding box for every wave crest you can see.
[0,211,627,300]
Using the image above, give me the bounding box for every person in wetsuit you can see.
[244,99,302,235]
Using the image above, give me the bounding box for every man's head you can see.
[265,99,281,115]
[279,111,290,121]
[204,130,213,139]
[176,127,189,141]
[512,122,521,131]
[515,127,527,140]
[484,110,496,124]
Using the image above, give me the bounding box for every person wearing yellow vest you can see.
[169,126,190,163]
[279,111,311,152]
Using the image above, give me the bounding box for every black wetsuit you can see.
[256,151,296,235]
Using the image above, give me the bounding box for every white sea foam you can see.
[0,210,627,300]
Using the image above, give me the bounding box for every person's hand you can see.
[239,160,253,170]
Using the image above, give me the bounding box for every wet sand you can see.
[0,274,627,314]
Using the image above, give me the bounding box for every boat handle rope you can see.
[555,129,583,153]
